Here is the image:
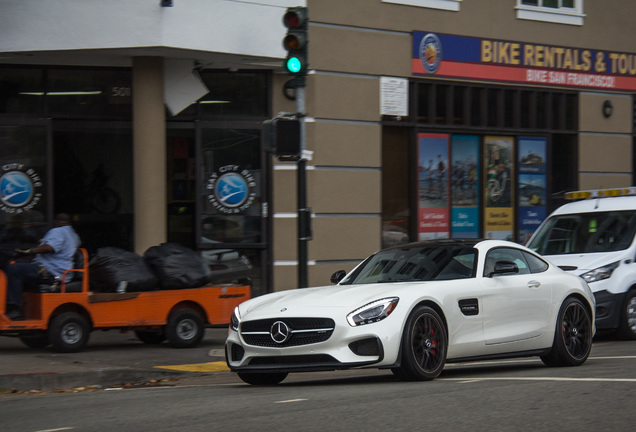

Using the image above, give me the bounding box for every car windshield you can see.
[527,210,636,255]
[340,244,477,284]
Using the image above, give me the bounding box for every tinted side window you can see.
[523,251,549,273]
[484,247,531,276]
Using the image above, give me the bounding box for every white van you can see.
[526,188,636,339]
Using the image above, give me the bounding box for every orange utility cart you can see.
[0,249,250,352]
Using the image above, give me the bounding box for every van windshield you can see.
[527,210,636,255]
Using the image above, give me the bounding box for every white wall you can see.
[0,0,306,60]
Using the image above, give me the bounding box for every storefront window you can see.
[199,127,263,245]
[0,124,49,261]
[0,68,45,115]
[198,71,268,118]
[198,126,265,294]
[388,80,578,243]
[53,120,133,253]
[46,68,132,118]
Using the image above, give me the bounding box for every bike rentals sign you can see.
[413,32,636,91]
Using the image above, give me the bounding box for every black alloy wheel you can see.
[392,305,447,381]
[541,297,593,367]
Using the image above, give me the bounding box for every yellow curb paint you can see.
[154,362,230,373]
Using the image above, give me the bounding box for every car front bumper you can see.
[593,290,626,330]
[225,316,403,373]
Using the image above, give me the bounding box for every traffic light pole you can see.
[296,84,309,288]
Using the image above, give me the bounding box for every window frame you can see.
[516,0,584,26]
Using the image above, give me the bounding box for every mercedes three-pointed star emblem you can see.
[270,321,291,344]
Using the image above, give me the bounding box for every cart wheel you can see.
[166,309,205,348]
[135,330,166,345]
[49,312,90,353]
[20,332,50,349]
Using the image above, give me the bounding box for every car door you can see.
[480,247,552,349]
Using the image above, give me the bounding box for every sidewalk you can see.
[0,327,231,392]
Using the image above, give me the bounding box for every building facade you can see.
[0,0,634,295]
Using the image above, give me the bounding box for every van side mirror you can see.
[331,270,347,284]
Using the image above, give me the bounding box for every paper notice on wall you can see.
[380,77,408,117]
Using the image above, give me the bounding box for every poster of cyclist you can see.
[484,136,514,240]
[518,137,547,243]
[417,133,449,240]
[450,135,479,238]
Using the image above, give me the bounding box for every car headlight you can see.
[347,297,399,327]
[230,307,240,332]
[580,261,620,283]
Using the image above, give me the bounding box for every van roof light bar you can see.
[564,187,636,200]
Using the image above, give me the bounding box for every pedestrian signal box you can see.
[264,117,302,161]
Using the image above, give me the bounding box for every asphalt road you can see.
[1,336,635,432]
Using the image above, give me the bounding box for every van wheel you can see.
[166,309,204,348]
[49,312,90,353]
[618,290,636,340]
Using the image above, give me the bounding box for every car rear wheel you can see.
[541,297,592,367]
[237,372,288,386]
[49,312,91,353]
[392,305,447,381]
[166,309,205,348]
[617,290,636,340]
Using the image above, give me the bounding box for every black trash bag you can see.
[143,242,211,290]
[89,247,158,293]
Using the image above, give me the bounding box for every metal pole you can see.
[295,84,308,288]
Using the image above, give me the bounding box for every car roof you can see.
[381,239,535,254]
[382,239,482,252]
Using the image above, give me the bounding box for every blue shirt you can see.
[34,225,81,277]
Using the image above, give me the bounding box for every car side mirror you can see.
[331,270,347,284]
[490,260,519,277]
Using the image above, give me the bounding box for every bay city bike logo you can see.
[419,33,443,74]
[0,164,43,214]
[206,165,257,214]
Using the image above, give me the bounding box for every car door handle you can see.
[527,280,541,289]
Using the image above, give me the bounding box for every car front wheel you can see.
[392,305,447,381]
[541,297,593,367]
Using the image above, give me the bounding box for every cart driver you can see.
[4,213,81,320]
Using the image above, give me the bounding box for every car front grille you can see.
[240,317,335,347]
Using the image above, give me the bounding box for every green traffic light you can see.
[286,56,302,74]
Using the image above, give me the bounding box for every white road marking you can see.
[35,428,75,432]
[445,377,636,383]
[274,398,308,404]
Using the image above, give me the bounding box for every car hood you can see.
[239,283,411,319]
[544,251,626,274]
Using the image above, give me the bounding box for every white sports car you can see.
[226,240,595,385]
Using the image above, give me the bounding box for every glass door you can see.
[0,122,50,257]
[196,122,270,297]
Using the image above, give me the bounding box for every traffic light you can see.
[264,117,302,161]
[282,7,308,76]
